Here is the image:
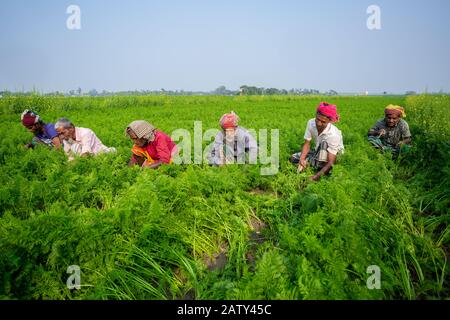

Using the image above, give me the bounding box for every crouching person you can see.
[207,111,258,166]
[125,120,178,169]
[55,118,116,161]
[367,105,412,158]
[290,102,344,181]
[21,110,61,149]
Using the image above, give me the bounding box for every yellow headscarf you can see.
[385,105,406,118]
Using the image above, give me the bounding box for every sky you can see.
[0,0,449,94]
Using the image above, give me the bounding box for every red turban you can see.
[21,110,40,127]
[219,111,239,129]
[317,102,339,123]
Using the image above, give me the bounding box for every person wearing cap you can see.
[367,105,412,156]
[20,110,61,149]
[125,120,177,169]
[207,111,258,166]
[54,118,116,160]
[290,102,344,181]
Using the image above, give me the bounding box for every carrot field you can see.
[0,94,448,299]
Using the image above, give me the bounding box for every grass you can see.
[0,94,448,300]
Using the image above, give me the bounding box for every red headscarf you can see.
[21,110,40,127]
[219,111,239,129]
[317,102,339,123]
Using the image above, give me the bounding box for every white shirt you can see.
[63,127,115,159]
[304,119,344,155]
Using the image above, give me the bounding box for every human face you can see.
[315,113,331,132]
[25,123,40,133]
[224,127,236,136]
[56,126,74,141]
[385,113,401,127]
[128,130,148,147]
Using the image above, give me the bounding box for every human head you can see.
[384,105,405,127]
[21,110,43,133]
[315,102,339,131]
[314,113,332,132]
[219,111,239,133]
[55,118,75,141]
[125,120,156,147]
[316,102,339,123]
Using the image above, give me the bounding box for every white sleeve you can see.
[303,120,313,141]
[80,129,94,154]
[63,141,71,155]
[326,135,341,155]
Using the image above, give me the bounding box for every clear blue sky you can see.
[1,0,449,93]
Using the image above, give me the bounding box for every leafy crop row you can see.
[0,95,448,299]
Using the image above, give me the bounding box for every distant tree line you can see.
[0,86,337,97]
[1,87,441,98]
[238,85,337,96]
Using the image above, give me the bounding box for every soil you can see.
[248,188,277,197]
[245,217,269,271]
[203,242,229,271]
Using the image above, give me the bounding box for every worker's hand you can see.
[378,129,386,137]
[310,174,320,182]
[142,159,154,167]
[24,143,34,149]
[300,158,307,168]
[297,158,307,173]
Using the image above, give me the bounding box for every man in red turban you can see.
[316,102,340,123]
[290,102,344,181]
[208,111,258,166]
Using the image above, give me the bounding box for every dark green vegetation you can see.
[0,95,448,299]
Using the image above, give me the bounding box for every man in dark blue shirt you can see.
[21,109,61,149]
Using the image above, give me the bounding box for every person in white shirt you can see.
[207,111,258,166]
[290,102,344,181]
[54,118,116,161]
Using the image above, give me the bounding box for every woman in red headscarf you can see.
[290,102,344,181]
[367,104,412,156]
[20,109,61,149]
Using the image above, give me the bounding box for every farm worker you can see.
[21,109,61,149]
[125,120,178,169]
[290,102,344,181]
[207,111,258,166]
[367,105,412,157]
[55,118,116,161]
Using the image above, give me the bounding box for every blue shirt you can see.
[35,123,58,146]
